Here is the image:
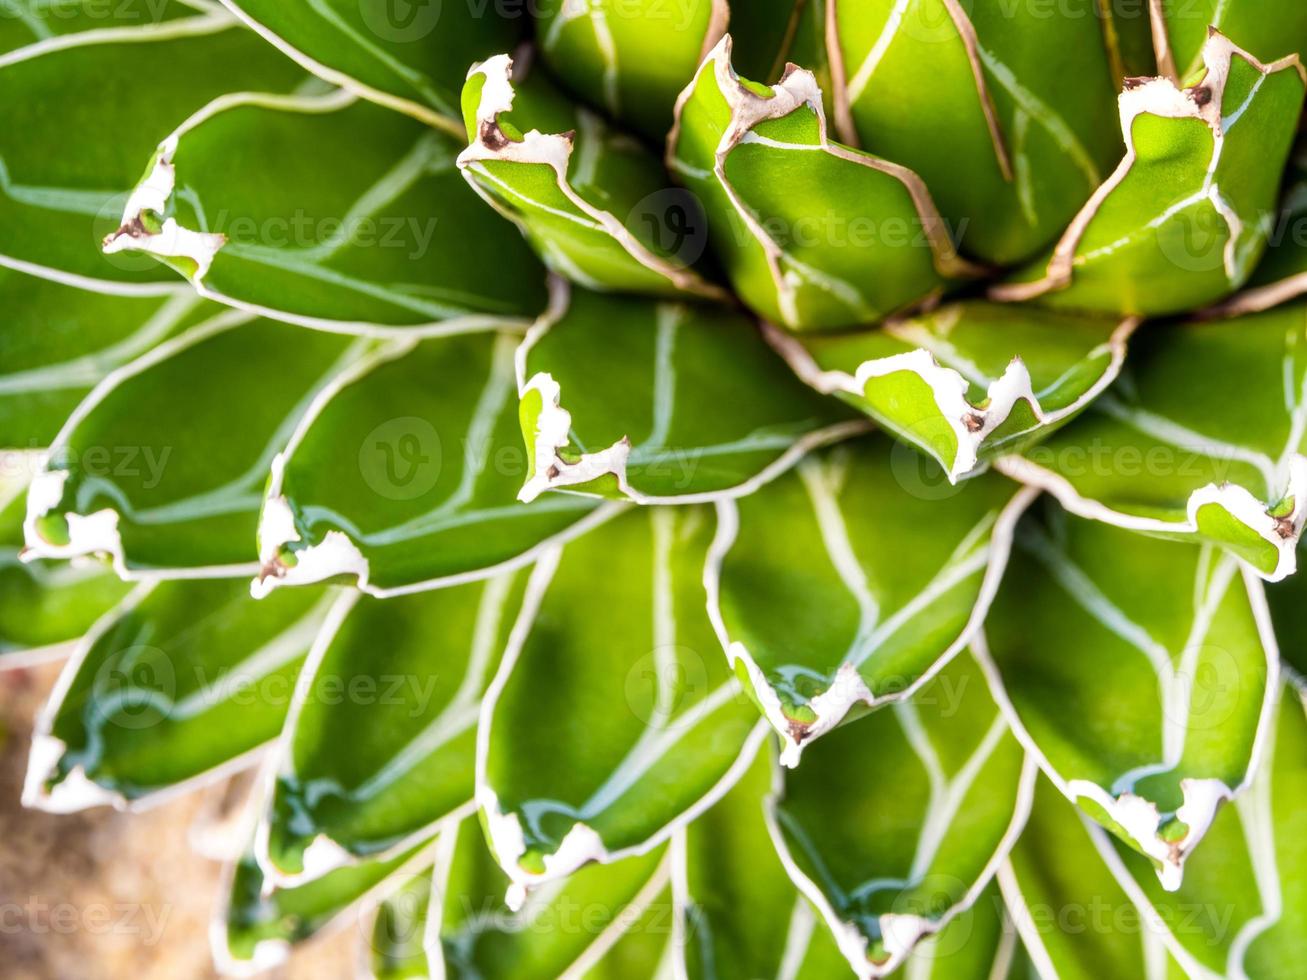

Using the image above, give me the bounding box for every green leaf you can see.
[768,651,1034,977]
[765,301,1137,482]
[825,0,1124,265]
[1085,682,1307,978]
[24,578,332,811]
[1210,137,1307,317]
[261,570,527,880]
[1151,0,1307,81]
[217,0,523,129]
[0,268,210,451]
[368,868,433,980]
[998,302,1307,581]
[431,814,671,980]
[479,505,763,907]
[667,36,978,331]
[533,0,726,140]
[0,8,304,291]
[674,740,855,980]
[981,502,1278,891]
[707,436,1032,764]
[254,328,609,597]
[222,835,437,973]
[0,485,131,662]
[999,775,1186,979]
[516,284,864,504]
[458,55,725,301]
[0,0,215,54]
[23,312,365,576]
[997,32,1306,315]
[104,87,549,333]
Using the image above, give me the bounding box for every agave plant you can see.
[5,0,1307,976]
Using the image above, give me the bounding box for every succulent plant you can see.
[4,0,1307,977]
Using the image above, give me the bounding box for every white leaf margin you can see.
[762,314,1140,483]
[705,481,1039,767]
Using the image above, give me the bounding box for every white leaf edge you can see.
[474,544,772,912]
[457,53,727,301]
[513,278,873,506]
[762,312,1139,483]
[969,556,1282,893]
[706,483,1039,767]
[102,86,538,338]
[995,453,1307,583]
[764,710,1040,978]
[993,32,1307,305]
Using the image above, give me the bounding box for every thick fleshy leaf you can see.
[999,776,1186,979]
[24,578,332,811]
[997,33,1306,315]
[368,868,432,980]
[217,0,522,129]
[826,0,1124,265]
[0,7,304,291]
[706,436,1032,764]
[24,312,365,576]
[1150,0,1307,80]
[221,835,437,975]
[479,505,763,905]
[430,814,670,980]
[667,36,977,331]
[0,269,209,450]
[981,502,1279,891]
[998,302,1307,581]
[768,651,1035,977]
[727,0,830,93]
[458,55,724,300]
[104,88,549,333]
[0,487,131,662]
[1210,139,1307,317]
[533,0,726,140]
[1267,545,1307,676]
[261,570,526,880]
[1085,682,1307,978]
[516,284,864,504]
[255,328,608,597]
[674,741,864,980]
[764,301,1137,482]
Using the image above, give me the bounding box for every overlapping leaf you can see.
[768,651,1034,978]
[667,36,977,331]
[1150,0,1307,80]
[1087,682,1306,978]
[255,328,608,597]
[104,86,549,333]
[458,54,723,300]
[261,571,526,881]
[24,312,365,576]
[221,834,437,974]
[825,0,1124,265]
[997,32,1306,315]
[998,302,1307,580]
[424,815,671,979]
[706,435,1031,764]
[999,776,1186,979]
[0,5,303,290]
[533,0,726,140]
[0,484,130,663]
[0,0,215,53]
[516,284,864,504]
[981,502,1278,891]
[479,505,763,905]
[25,578,331,811]
[217,0,523,129]
[368,869,432,980]
[765,301,1138,482]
